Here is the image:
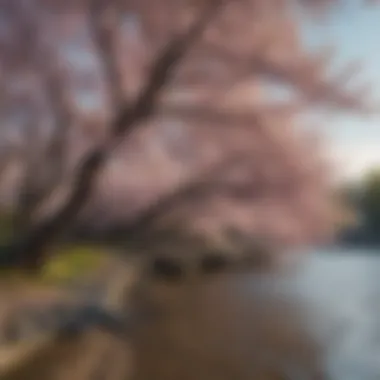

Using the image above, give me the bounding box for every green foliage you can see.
[0,244,108,286]
[0,212,109,284]
[338,167,380,244]
[39,245,108,284]
[361,168,380,233]
[0,211,15,242]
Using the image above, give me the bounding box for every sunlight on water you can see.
[289,248,380,380]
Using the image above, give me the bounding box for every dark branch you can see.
[2,0,224,270]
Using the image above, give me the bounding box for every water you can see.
[1,247,379,379]
[132,247,380,380]
[287,247,380,380]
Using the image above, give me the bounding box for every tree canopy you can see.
[0,0,375,269]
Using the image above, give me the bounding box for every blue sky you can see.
[301,0,380,180]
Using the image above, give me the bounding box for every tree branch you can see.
[3,0,225,270]
[84,153,253,246]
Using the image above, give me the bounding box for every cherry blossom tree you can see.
[0,0,374,269]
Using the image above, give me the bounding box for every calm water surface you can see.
[284,247,380,380]
[3,248,377,380]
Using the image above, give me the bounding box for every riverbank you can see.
[0,255,327,380]
[0,253,137,379]
[3,248,380,380]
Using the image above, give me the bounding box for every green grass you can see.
[39,245,109,284]
[0,212,14,242]
[0,244,109,287]
[0,212,112,285]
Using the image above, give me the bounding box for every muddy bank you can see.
[1,265,326,380]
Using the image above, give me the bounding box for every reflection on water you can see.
[131,248,380,380]
[287,248,380,380]
[1,248,380,380]
[132,268,326,380]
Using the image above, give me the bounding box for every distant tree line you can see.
[337,168,380,246]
